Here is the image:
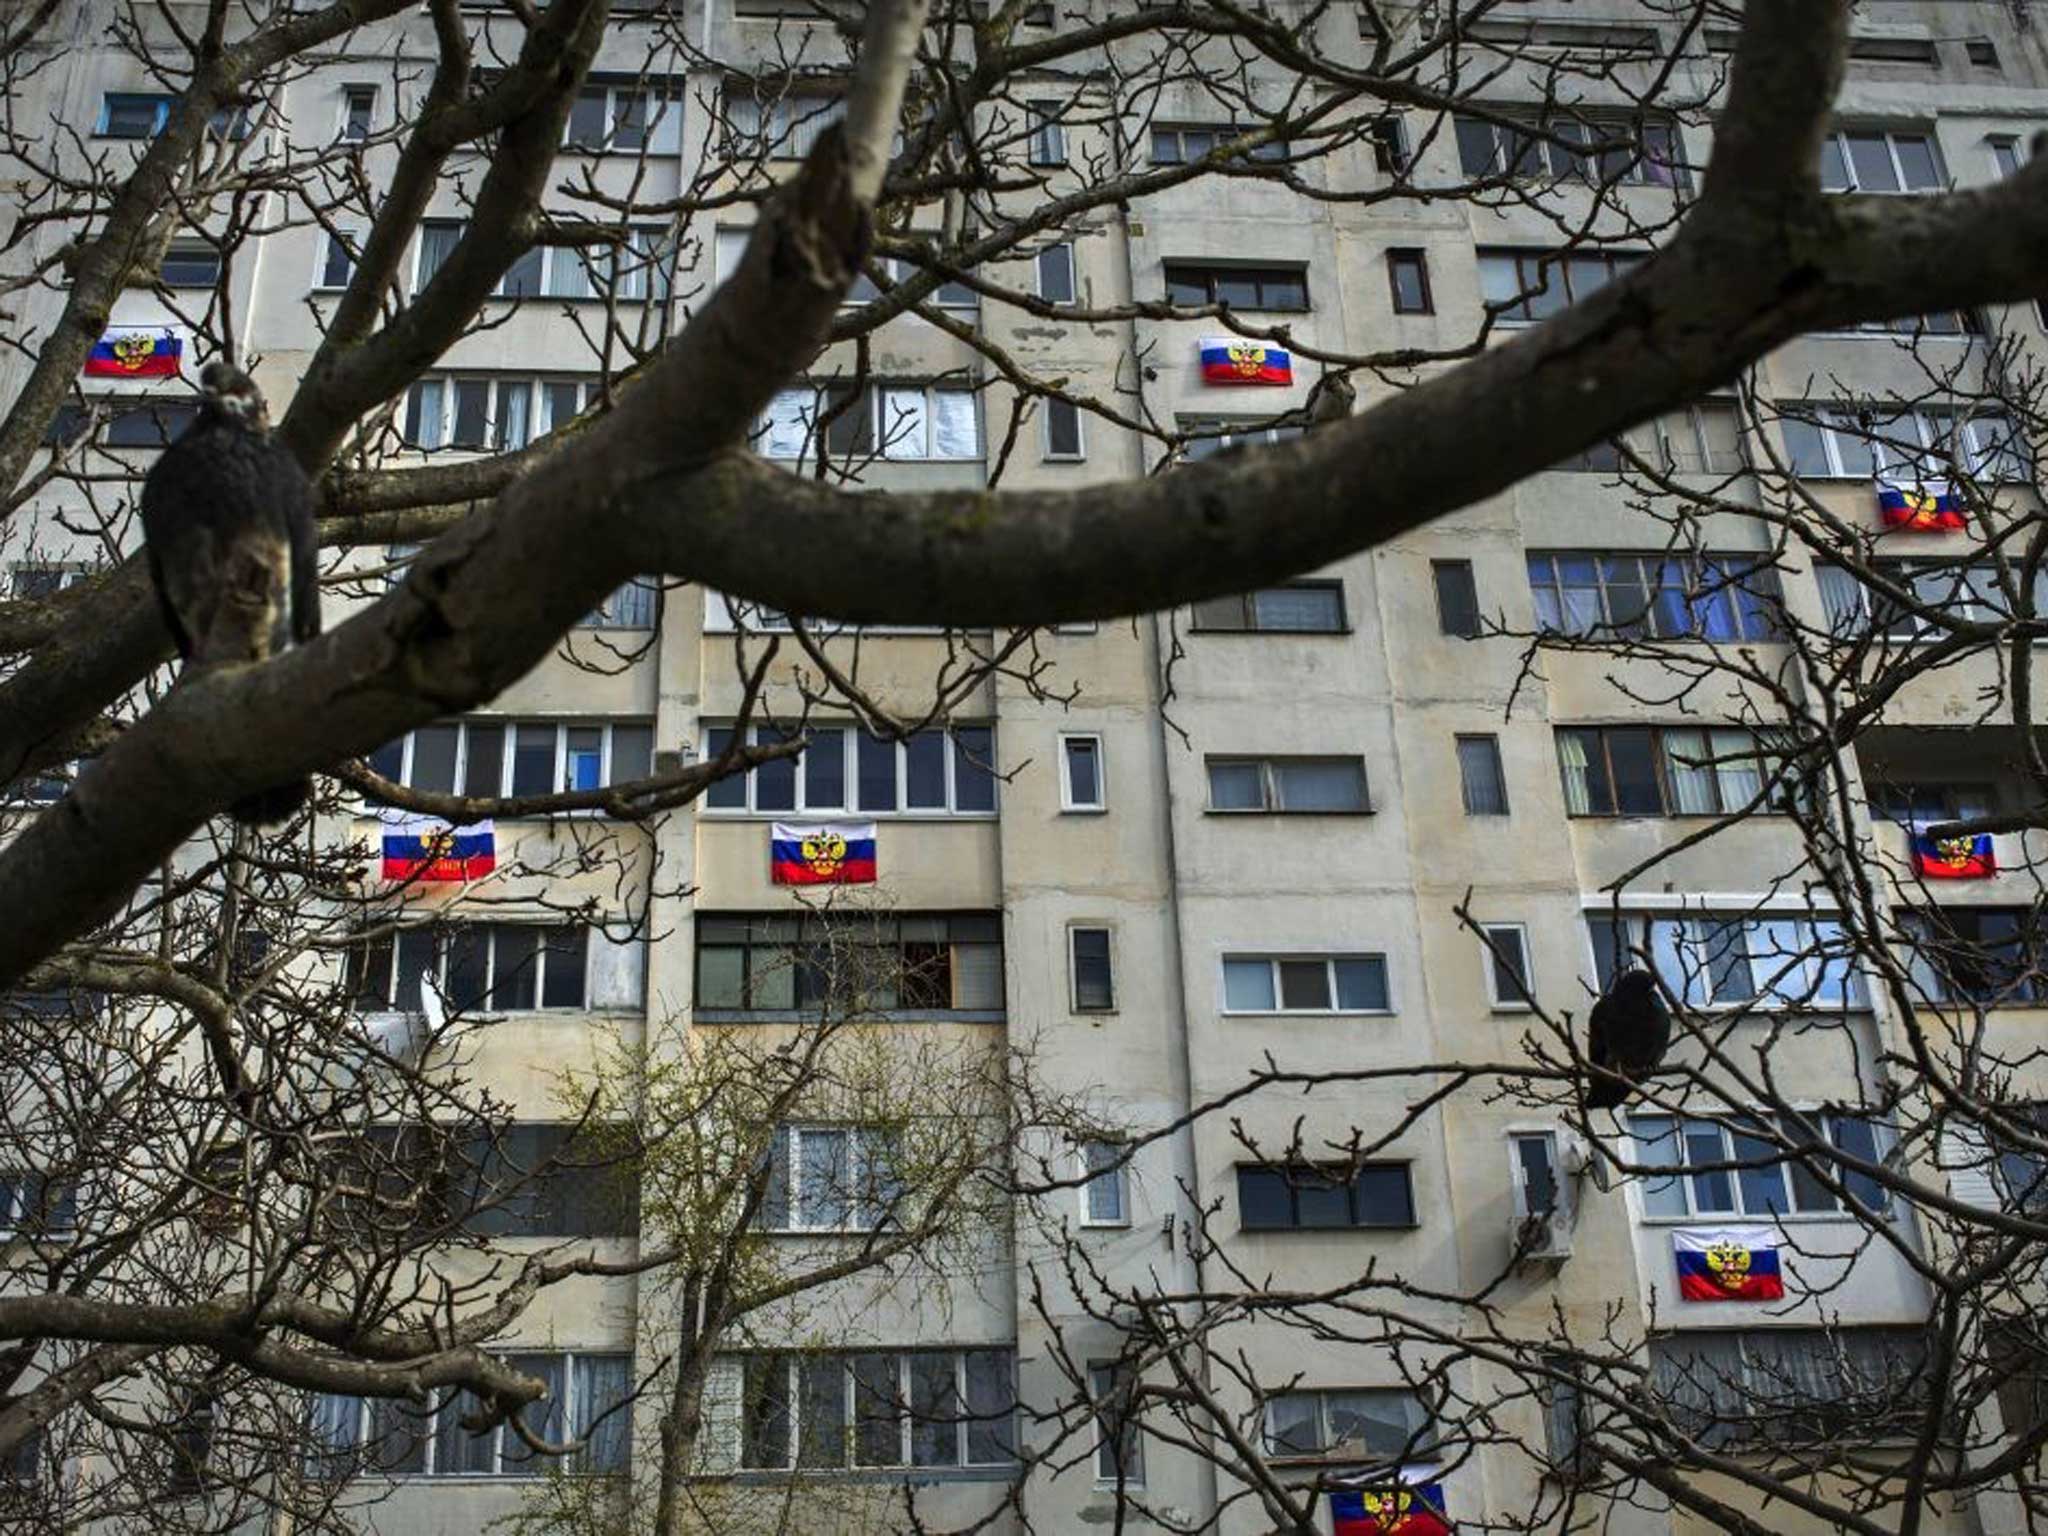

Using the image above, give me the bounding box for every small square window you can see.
[1043,397,1084,460]
[1071,926,1115,1011]
[1483,923,1533,1009]
[1386,249,1432,314]
[1456,734,1509,815]
[1060,734,1104,811]
[1433,559,1480,638]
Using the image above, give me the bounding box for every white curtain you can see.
[1709,727,1762,808]
[931,390,980,459]
[759,389,814,459]
[1660,728,1716,814]
[879,387,930,459]
[1556,732,1592,815]
[572,1355,633,1472]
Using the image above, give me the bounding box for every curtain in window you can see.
[1253,586,1338,631]
[417,223,461,288]
[573,1355,633,1471]
[1708,728,1762,808]
[951,942,1004,1009]
[879,388,930,459]
[496,382,530,451]
[1660,728,1717,814]
[502,1355,568,1473]
[1556,731,1592,815]
[305,1393,361,1475]
[930,391,980,459]
[1815,565,1869,637]
[406,380,446,450]
[760,390,814,458]
[1558,557,1603,634]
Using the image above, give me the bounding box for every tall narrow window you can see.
[1386,249,1433,314]
[1456,734,1509,815]
[1432,559,1481,637]
[1027,101,1065,166]
[317,230,357,291]
[1090,1362,1144,1483]
[1044,397,1084,460]
[1081,1141,1128,1226]
[1060,734,1105,811]
[1037,242,1077,304]
[341,85,376,142]
[1483,923,1533,1009]
[1070,927,1115,1011]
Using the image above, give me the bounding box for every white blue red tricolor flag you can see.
[771,821,877,885]
[1877,479,1965,530]
[1198,336,1292,386]
[381,814,496,882]
[1674,1226,1784,1302]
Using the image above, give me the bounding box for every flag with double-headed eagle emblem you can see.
[1910,828,1996,880]
[84,328,182,378]
[1674,1226,1784,1302]
[771,821,877,885]
[1330,1481,1452,1536]
[1198,336,1293,386]
[381,814,496,882]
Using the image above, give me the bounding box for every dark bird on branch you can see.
[141,361,320,825]
[1306,371,1355,428]
[1585,968,1671,1110]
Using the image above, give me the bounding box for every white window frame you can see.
[0,1172,77,1240]
[698,723,999,818]
[339,83,376,143]
[1041,395,1086,462]
[1177,417,1305,462]
[753,383,983,463]
[1627,1108,1892,1222]
[757,1124,900,1234]
[1219,953,1394,1016]
[402,375,595,452]
[1989,134,2025,180]
[1069,924,1116,1013]
[1260,1386,1434,1464]
[1058,733,1106,812]
[1204,755,1370,813]
[1089,1361,1145,1485]
[1509,1129,1565,1221]
[726,1349,1017,1472]
[1079,1140,1129,1228]
[1036,241,1076,304]
[158,239,222,289]
[350,923,593,1014]
[561,81,683,156]
[1778,403,2025,482]
[1818,126,1946,193]
[725,91,846,160]
[1026,100,1066,166]
[367,718,652,803]
[1587,909,1869,1010]
[1457,733,1511,816]
[314,228,358,292]
[1482,922,1534,1011]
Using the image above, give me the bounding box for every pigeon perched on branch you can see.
[1585,968,1671,1110]
[141,361,320,824]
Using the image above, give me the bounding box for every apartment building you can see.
[4,1,2047,1532]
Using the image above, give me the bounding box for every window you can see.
[1990,1106,2048,1211]
[1026,100,1065,165]
[341,84,375,142]
[365,719,652,798]
[1587,911,1867,1009]
[1901,906,2048,1006]
[700,723,996,815]
[1482,923,1532,1008]
[1432,558,1480,637]
[754,1125,902,1232]
[1263,1388,1433,1463]
[1846,34,1938,64]
[1036,242,1076,304]
[1775,404,2026,483]
[1178,418,1305,461]
[715,228,977,309]
[1817,128,1945,193]
[1866,780,1994,829]
[1558,726,1784,819]
[308,1352,632,1477]
[316,230,357,291]
[100,92,171,138]
[1649,1330,1928,1447]
[1455,111,1686,188]
[1368,115,1410,174]
[1236,1163,1415,1229]
[347,924,592,1012]
[1526,553,1784,642]
[331,1123,639,1240]
[1512,1132,1563,1221]
[1163,262,1308,312]
[402,375,594,451]
[1990,135,2025,180]
[755,384,982,462]
[693,911,1004,1018]
[1080,1141,1128,1226]
[8,565,87,600]
[1059,734,1104,812]
[1190,581,1345,634]
[1148,122,1288,165]
[1042,396,1084,460]
[414,221,671,302]
[1207,755,1368,813]
[1221,954,1390,1014]
[1549,399,1751,472]
[46,400,198,450]
[731,1350,1016,1471]
[158,242,221,288]
[726,92,846,160]
[0,1172,78,1239]
[1457,735,1509,816]
[564,81,680,154]
[1070,926,1114,1011]
[1082,1360,1145,1483]
[1386,248,1432,314]
[1630,1111,1889,1219]
[1478,248,1648,323]
[1968,37,2001,68]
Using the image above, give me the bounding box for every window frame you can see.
[1161,261,1311,313]
[315,228,359,292]
[1525,551,1784,642]
[1556,724,1785,819]
[1089,1360,1145,1485]
[364,718,653,804]
[402,374,596,451]
[1188,581,1348,635]
[1260,1386,1436,1465]
[1385,247,1433,314]
[1079,1141,1130,1228]
[0,1171,79,1241]
[692,911,1006,1022]
[754,382,984,464]
[1456,733,1510,816]
[347,922,595,1015]
[340,83,376,142]
[754,1123,902,1234]
[1482,922,1534,1010]
[698,723,999,818]
[1587,909,1870,1011]
[1036,241,1077,305]
[1477,247,1648,324]
[1817,126,1946,194]
[1059,733,1106,813]
[1219,953,1393,1017]
[1025,99,1066,166]
[731,1349,1018,1473]
[1453,109,1689,189]
[1235,1161,1418,1230]
[1628,1109,1891,1222]
[1069,924,1116,1013]
[1432,558,1481,638]
[1204,754,1371,814]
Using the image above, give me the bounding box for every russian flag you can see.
[1877,479,1965,530]
[1911,830,1996,880]
[1674,1226,1784,1302]
[83,330,182,379]
[1198,336,1292,386]
[381,814,496,882]
[1331,1482,1452,1536]
[771,821,877,885]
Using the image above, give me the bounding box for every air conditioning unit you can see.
[1512,1208,1574,1265]
[1510,1130,1577,1266]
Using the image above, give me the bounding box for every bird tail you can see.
[230,778,310,827]
[1584,1074,1631,1111]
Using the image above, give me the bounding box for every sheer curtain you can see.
[1709,728,1762,808]
[573,1355,633,1472]
[1659,728,1717,814]
[1556,732,1592,815]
